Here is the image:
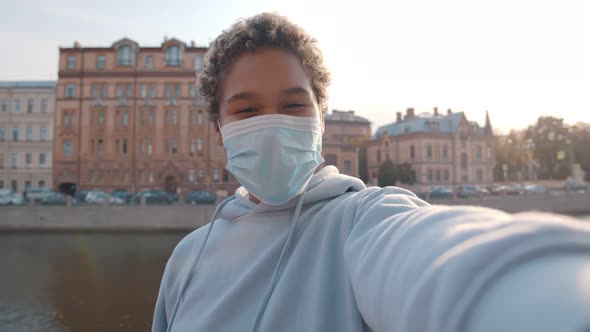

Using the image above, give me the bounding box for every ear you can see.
[214,119,223,146]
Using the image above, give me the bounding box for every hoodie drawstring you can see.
[250,189,307,332]
[166,195,236,332]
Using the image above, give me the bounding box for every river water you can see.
[0,232,186,332]
[1,216,589,331]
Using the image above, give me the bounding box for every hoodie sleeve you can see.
[343,187,590,332]
[151,261,169,332]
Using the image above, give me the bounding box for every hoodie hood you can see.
[219,166,366,220]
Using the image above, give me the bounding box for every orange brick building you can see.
[54,38,238,196]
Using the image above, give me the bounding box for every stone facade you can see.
[0,81,55,193]
[322,110,371,177]
[368,108,496,193]
[54,38,239,196]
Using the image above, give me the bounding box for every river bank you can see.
[1,192,588,231]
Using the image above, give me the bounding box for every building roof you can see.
[373,111,480,139]
[0,81,57,89]
[325,110,371,124]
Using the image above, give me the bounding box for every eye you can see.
[237,107,256,113]
[285,103,306,109]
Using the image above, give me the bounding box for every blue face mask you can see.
[220,114,324,205]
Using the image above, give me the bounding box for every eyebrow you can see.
[225,86,312,104]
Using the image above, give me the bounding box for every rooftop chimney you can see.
[190,40,196,47]
[396,112,402,122]
[73,41,80,48]
[447,108,452,115]
[434,107,439,116]
[405,108,415,119]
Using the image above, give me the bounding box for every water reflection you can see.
[0,232,186,332]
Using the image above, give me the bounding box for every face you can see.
[216,48,322,145]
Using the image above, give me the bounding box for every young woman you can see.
[153,13,590,332]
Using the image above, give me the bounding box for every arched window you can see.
[166,45,182,66]
[118,45,133,65]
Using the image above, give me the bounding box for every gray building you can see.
[0,81,56,193]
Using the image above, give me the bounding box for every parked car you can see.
[523,184,547,195]
[39,192,70,206]
[131,190,176,205]
[0,189,24,205]
[111,189,131,204]
[86,191,126,205]
[184,191,217,205]
[75,190,92,204]
[564,181,587,193]
[24,187,53,202]
[457,185,490,198]
[489,185,521,196]
[421,186,453,200]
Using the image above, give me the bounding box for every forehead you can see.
[219,48,314,101]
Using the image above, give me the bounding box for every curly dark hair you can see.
[199,12,331,122]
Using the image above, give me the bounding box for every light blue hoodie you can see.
[153,166,590,332]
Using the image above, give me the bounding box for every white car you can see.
[0,190,24,205]
[85,191,125,205]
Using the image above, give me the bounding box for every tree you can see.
[572,122,590,181]
[493,130,534,181]
[358,143,369,183]
[525,116,570,180]
[378,161,416,187]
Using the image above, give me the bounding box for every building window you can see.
[26,126,33,141]
[116,84,123,97]
[410,145,415,160]
[92,84,98,97]
[166,45,182,66]
[165,139,169,154]
[344,160,352,173]
[190,139,195,156]
[125,83,132,97]
[165,84,171,98]
[39,153,46,166]
[115,139,120,154]
[97,139,103,155]
[172,110,178,127]
[97,55,105,70]
[70,112,75,128]
[427,169,433,183]
[12,127,19,141]
[435,169,441,183]
[377,150,381,163]
[477,168,483,182]
[0,127,5,141]
[11,180,17,192]
[197,138,203,155]
[442,144,448,160]
[1,99,7,112]
[25,153,32,166]
[194,55,202,71]
[148,110,153,127]
[40,127,48,141]
[150,84,156,97]
[145,55,153,69]
[174,84,180,98]
[67,56,76,70]
[147,140,152,157]
[116,111,121,128]
[140,84,147,98]
[13,98,21,112]
[118,45,133,65]
[426,144,433,160]
[476,145,482,161]
[65,85,75,98]
[101,84,108,97]
[27,99,34,113]
[198,111,203,126]
[443,169,450,182]
[63,140,73,156]
[172,140,177,154]
[190,84,197,98]
[122,139,128,155]
[123,110,129,127]
[487,145,492,160]
[25,181,31,190]
[41,99,48,113]
[98,111,105,128]
[190,111,195,125]
[38,180,45,188]
[63,112,69,127]
[11,152,18,168]
[461,152,468,170]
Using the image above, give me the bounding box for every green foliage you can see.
[378,161,416,187]
[493,130,534,181]
[572,122,590,181]
[524,116,570,180]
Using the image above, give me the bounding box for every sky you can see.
[1,0,589,134]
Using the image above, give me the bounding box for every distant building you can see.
[367,107,496,192]
[54,38,238,196]
[322,110,371,177]
[0,81,56,193]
